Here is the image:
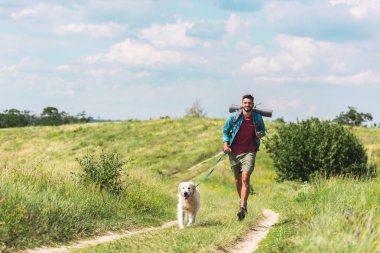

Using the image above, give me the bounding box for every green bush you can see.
[74,150,126,194]
[265,118,377,181]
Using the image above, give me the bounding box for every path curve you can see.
[220,209,279,253]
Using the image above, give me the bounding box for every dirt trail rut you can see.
[22,221,177,253]
[220,209,280,253]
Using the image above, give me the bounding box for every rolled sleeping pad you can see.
[229,104,273,118]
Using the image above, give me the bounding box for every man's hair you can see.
[242,94,254,101]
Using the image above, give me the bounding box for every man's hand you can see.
[223,142,231,153]
[256,131,264,139]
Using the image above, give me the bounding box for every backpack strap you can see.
[228,109,242,138]
[252,111,260,131]
[233,109,243,126]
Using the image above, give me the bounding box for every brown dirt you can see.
[218,209,280,253]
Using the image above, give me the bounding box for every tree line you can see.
[273,106,375,127]
[0,107,92,128]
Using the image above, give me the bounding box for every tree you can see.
[185,99,206,118]
[39,106,63,125]
[333,106,373,126]
[273,117,285,124]
[76,111,91,123]
[0,109,34,128]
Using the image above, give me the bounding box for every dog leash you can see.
[196,152,228,188]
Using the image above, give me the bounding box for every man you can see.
[222,94,266,221]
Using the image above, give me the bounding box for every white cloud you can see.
[11,8,39,19]
[10,4,78,21]
[87,39,194,67]
[225,14,250,36]
[56,22,123,38]
[330,0,380,19]
[241,34,318,75]
[56,65,71,72]
[267,97,302,112]
[85,69,122,77]
[241,56,282,74]
[0,65,16,76]
[251,75,319,85]
[139,20,198,48]
[239,34,380,87]
[324,70,380,87]
[0,58,40,77]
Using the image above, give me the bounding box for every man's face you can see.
[242,98,254,112]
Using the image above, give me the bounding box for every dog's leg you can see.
[187,213,195,227]
[177,205,185,229]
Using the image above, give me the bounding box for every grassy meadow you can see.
[0,118,379,252]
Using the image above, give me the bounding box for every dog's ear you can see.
[178,183,182,193]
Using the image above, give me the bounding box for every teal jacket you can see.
[222,110,266,151]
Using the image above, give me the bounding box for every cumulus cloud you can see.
[267,97,303,112]
[0,64,16,76]
[330,0,380,19]
[10,3,78,21]
[0,58,41,77]
[263,1,371,42]
[324,70,380,86]
[87,39,205,67]
[56,22,123,38]
[240,33,380,87]
[11,8,39,19]
[56,65,71,72]
[139,20,198,48]
[225,14,251,36]
[240,34,318,75]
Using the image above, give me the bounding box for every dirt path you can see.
[220,209,280,253]
[23,209,278,253]
[21,221,177,253]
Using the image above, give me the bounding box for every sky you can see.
[1,0,380,123]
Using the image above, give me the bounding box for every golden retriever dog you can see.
[177,181,200,229]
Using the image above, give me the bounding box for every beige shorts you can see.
[228,151,256,177]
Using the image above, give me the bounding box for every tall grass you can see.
[1,119,379,252]
[0,118,223,250]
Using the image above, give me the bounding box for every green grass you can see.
[0,119,379,252]
[0,118,223,250]
[71,156,270,253]
[256,126,380,253]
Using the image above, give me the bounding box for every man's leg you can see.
[236,172,250,221]
[234,173,242,199]
[240,171,251,209]
[237,152,256,221]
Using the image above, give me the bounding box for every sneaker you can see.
[237,206,247,221]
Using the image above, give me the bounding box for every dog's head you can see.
[178,181,196,200]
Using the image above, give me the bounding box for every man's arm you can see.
[255,114,266,138]
[223,141,231,153]
[222,114,234,152]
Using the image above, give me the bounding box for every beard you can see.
[243,107,253,113]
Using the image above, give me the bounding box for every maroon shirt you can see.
[230,114,256,154]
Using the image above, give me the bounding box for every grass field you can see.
[0,118,379,252]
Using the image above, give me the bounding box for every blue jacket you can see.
[222,110,266,151]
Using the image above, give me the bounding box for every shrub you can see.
[265,118,377,181]
[185,99,206,118]
[74,150,126,194]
